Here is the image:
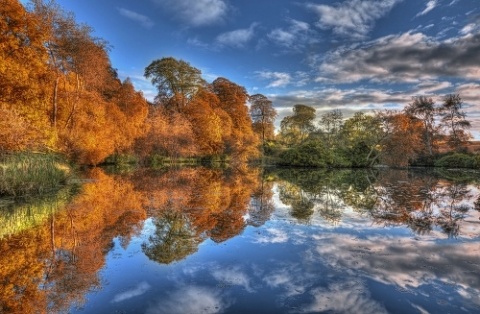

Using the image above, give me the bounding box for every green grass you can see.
[0,152,72,197]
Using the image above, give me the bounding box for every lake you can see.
[1,166,479,313]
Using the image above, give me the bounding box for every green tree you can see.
[318,109,344,164]
[280,104,316,145]
[144,57,206,111]
[341,112,385,167]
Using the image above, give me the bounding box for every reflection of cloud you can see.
[212,267,255,292]
[146,286,229,314]
[300,281,388,314]
[312,233,480,294]
[112,281,151,303]
[255,227,288,243]
[263,266,307,297]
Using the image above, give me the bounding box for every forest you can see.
[1,0,478,197]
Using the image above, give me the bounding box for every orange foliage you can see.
[136,106,198,159]
[184,89,225,156]
[0,108,45,152]
[212,78,260,162]
[380,112,425,167]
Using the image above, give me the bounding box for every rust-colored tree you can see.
[212,77,259,162]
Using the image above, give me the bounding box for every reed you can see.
[0,152,72,197]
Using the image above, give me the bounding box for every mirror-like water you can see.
[1,167,479,313]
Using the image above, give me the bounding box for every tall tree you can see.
[212,77,259,162]
[319,109,343,148]
[440,94,471,150]
[249,94,277,150]
[341,112,385,167]
[379,111,425,167]
[0,0,52,149]
[144,57,206,111]
[280,104,316,145]
[404,96,438,157]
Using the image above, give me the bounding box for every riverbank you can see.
[0,152,72,197]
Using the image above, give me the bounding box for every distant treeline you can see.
[270,95,473,168]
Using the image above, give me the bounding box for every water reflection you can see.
[0,167,479,313]
[0,168,146,313]
[273,168,479,236]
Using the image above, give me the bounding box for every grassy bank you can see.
[0,152,72,197]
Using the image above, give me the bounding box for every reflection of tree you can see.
[278,181,314,223]
[0,168,146,313]
[142,210,200,264]
[372,170,474,236]
[372,171,440,234]
[437,183,471,237]
[133,166,262,262]
[275,169,378,225]
[317,188,343,225]
[274,168,476,236]
[248,173,275,227]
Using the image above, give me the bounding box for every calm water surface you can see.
[1,167,480,313]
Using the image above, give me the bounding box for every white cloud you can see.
[414,81,453,95]
[216,24,257,48]
[416,0,438,17]
[460,23,480,35]
[153,0,228,27]
[308,0,403,39]
[117,8,154,29]
[268,19,315,51]
[256,71,292,88]
[112,282,151,303]
[314,31,480,84]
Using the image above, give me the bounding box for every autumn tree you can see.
[379,111,425,167]
[212,77,259,162]
[109,78,149,155]
[184,89,225,156]
[440,94,471,150]
[404,96,439,158]
[249,94,277,150]
[135,106,197,160]
[0,0,52,150]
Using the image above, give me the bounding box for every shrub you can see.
[434,153,478,169]
[278,141,328,167]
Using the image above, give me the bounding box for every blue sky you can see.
[53,0,480,137]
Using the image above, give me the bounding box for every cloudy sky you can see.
[54,0,480,137]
